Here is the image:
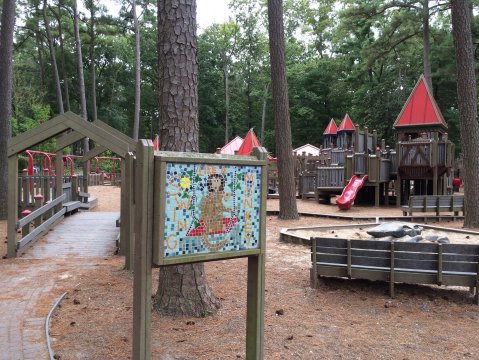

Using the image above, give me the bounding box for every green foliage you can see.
[9,0,468,157]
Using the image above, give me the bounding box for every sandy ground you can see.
[2,187,479,359]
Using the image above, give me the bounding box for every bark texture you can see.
[157,0,198,152]
[132,0,141,140]
[73,1,89,153]
[43,0,64,114]
[451,0,479,228]
[155,0,220,317]
[267,0,299,220]
[55,8,71,111]
[89,3,97,123]
[422,0,432,90]
[0,0,15,220]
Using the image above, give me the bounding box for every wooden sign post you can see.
[133,141,267,359]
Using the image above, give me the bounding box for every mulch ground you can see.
[2,187,479,359]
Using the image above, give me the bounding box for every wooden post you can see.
[43,176,51,203]
[432,133,438,195]
[246,254,265,360]
[33,194,44,228]
[7,154,19,258]
[21,210,31,238]
[121,152,135,269]
[82,161,88,193]
[55,150,63,212]
[132,140,154,360]
[246,147,267,359]
[71,175,78,202]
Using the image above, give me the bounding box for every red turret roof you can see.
[338,114,355,132]
[393,75,447,129]
[323,118,338,135]
[236,129,262,156]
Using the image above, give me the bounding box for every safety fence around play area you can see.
[18,173,120,211]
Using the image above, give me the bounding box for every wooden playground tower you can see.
[393,75,454,205]
[298,75,455,207]
[296,112,395,207]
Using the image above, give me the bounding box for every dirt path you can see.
[0,208,119,360]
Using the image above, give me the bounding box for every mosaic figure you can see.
[188,174,238,251]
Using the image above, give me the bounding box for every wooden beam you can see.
[7,155,18,258]
[81,146,107,163]
[56,131,85,151]
[93,118,137,150]
[8,114,70,156]
[63,112,131,157]
[132,140,153,360]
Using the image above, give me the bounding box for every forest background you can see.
[4,0,476,156]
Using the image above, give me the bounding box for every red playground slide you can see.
[336,175,368,210]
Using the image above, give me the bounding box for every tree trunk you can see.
[43,0,64,114]
[54,6,71,111]
[0,0,15,220]
[89,2,97,122]
[223,62,230,144]
[34,1,45,95]
[451,0,479,228]
[422,0,432,89]
[155,0,220,317]
[260,82,270,144]
[73,0,89,153]
[267,0,299,220]
[132,0,141,140]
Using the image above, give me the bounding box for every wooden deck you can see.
[21,211,119,259]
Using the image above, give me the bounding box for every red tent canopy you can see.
[393,75,447,129]
[323,118,338,135]
[338,114,355,132]
[236,129,262,156]
[216,136,244,155]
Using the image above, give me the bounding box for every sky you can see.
[101,0,231,31]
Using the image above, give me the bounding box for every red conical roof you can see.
[393,75,447,129]
[236,129,262,156]
[338,114,355,132]
[323,118,338,135]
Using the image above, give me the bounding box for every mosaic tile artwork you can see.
[163,162,262,257]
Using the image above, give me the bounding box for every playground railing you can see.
[316,166,345,188]
[331,149,346,165]
[18,175,55,210]
[15,193,67,253]
[398,141,432,167]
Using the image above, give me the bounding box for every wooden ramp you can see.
[22,212,119,259]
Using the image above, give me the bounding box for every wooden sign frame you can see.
[152,150,268,266]
[132,140,266,360]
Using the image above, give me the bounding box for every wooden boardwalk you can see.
[0,211,119,359]
[21,212,119,259]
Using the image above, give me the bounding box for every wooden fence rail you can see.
[15,193,67,252]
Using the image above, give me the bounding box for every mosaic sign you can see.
[153,156,265,265]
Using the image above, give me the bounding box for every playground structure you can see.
[18,151,122,212]
[296,75,456,209]
[7,112,136,262]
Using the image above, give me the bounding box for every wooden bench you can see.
[63,201,82,214]
[401,195,464,216]
[311,237,479,304]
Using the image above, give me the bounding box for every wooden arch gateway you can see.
[7,111,136,267]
